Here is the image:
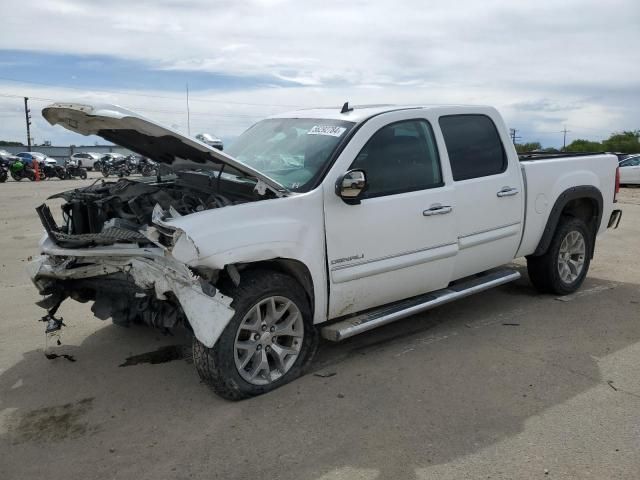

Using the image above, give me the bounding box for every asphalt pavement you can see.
[1,173,639,479]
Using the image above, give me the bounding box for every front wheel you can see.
[79,168,87,179]
[527,217,592,295]
[193,270,318,400]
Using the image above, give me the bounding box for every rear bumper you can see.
[607,209,622,229]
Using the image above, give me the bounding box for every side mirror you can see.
[336,169,367,204]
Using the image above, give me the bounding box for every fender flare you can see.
[532,185,603,257]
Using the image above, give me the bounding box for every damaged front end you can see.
[28,247,234,347]
[27,171,267,347]
[29,101,288,349]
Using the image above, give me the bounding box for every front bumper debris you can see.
[28,249,235,348]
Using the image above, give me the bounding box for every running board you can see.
[321,268,521,342]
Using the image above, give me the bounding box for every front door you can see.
[323,113,458,319]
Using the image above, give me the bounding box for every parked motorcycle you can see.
[9,160,36,181]
[0,161,8,183]
[101,156,130,177]
[64,160,88,179]
[39,161,67,180]
[133,157,158,176]
[141,160,158,177]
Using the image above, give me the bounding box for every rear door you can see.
[438,113,524,279]
[323,112,458,318]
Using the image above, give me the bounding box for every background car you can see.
[69,152,102,170]
[196,133,224,151]
[16,151,57,166]
[0,149,21,166]
[619,154,640,185]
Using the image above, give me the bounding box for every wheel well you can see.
[532,187,603,257]
[561,197,597,226]
[224,259,314,312]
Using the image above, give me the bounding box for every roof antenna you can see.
[340,101,354,114]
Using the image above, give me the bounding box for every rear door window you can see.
[439,115,507,181]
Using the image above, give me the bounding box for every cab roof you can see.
[267,104,494,123]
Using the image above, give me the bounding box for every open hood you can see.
[42,102,287,196]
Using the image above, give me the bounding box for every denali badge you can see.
[330,254,364,266]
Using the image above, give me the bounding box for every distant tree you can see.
[515,142,542,153]
[0,140,24,146]
[602,131,640,153]
[565,139,604,152]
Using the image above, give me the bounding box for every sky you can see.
[0,0,638,148]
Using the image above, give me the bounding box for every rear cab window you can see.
[438,114,507,181]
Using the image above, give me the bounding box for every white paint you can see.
[33,103,619,345]
[619,156,640,185]
[517,153,618,257]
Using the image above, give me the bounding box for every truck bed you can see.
[518,151,612,161]
[516,153,618,257]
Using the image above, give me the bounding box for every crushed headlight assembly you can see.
[171,229,200,264]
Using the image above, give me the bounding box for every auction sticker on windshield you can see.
[307,125,347,137]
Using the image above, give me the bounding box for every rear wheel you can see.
[527,217,592,295]
[193,270,318,400]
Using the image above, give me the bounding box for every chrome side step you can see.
[321,268,521,342]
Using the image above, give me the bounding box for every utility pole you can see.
[186,83,191,136]
[509,128,521,144]
[24,97,32,151]
[561,125,571,150]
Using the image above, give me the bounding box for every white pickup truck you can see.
[30,102,622,400]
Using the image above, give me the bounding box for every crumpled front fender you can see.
[28,253,235,348]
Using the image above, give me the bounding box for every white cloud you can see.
[0,0,638,146]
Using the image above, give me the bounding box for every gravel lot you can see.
[1,173,639,480]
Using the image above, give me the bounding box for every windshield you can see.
[226,118,355,192]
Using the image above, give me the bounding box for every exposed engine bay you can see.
[30,170,276,340]
[36,170,272,248]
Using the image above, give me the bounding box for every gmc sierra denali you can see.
[29,102,622,399]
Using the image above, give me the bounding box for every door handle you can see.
[497,186,519,197]
[423,204,453,216]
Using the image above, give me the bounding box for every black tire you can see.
[79,168,87,179]
[102,168,110,178]
[193,270,318,400]
[527,217,592,295]
[0,171,7,183]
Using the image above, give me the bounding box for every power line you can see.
[24,97,32,150]
[561,125,571,149]
[0,75,304,108]
[186,83,191,136]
